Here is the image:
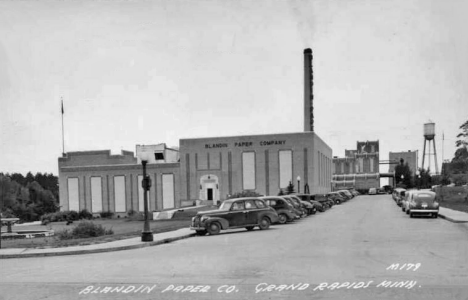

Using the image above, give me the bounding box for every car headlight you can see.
[434,201,439,207]
[200,215,209,222]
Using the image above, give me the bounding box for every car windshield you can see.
[218,201,232,211]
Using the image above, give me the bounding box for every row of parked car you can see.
[392,188,439,218]
[190,189,360,236]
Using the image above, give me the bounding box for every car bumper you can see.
[409,209,438,214]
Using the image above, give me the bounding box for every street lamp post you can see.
[297,176,301,193]
[139,152,153,242]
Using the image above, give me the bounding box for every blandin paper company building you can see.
[58,49,333,217]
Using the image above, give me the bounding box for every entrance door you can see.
[207,188,213,201]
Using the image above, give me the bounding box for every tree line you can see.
[0,172,59,222]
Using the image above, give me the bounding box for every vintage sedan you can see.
[281,196,307,218]
[294,194,324,212]
[259,196,297,224]
[289,195,316,215]
[190,197,279,235]
[404,190,439,218]
[327,192,346,204]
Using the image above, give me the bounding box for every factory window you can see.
[67,177,79,211]
[242,152,256,190]
[370,157,374,172]
[114,176,126,212]
[162,174,175,209]
[279,150,292,189]
[90,177,102,213]
[359,158,364,173]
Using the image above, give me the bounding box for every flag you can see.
[61,98,64,114]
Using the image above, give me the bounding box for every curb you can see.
[0,233,196,259]
[438,214,468,223]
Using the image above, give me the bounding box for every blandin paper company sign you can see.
[204,140,286,149]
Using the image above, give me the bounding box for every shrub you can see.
[56,229,74,240]
[78,209,93,220]
[56,221,114,240]
[228,190,262,199]
[99,211,114,218]
[66,210,79,221]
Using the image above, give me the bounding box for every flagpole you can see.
[61,97,65,157]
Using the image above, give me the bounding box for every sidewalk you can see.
[438,207,468,223]
[0,228,195,259]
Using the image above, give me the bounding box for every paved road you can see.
[2,195,468,300]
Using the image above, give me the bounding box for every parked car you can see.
[395,189,407,207]
[348,188,360,196]
[283,196,309,218]
[294,194,325,212]
[289,195,316,215]
[404,190,439,218]
[281,196,307,218]
[314,194,334,208]
[368,188,377,195]
[338,189,354,199]
[190,197,279,235]
[327,192,346,204]
[259,196,297,224]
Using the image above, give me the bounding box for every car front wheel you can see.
[433,213,438,218]
[207,222,221,235]
[195,230,207,236]
[258,217,270,230]
[245,226,255,231]
[278,214,287,224]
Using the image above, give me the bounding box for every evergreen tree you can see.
[286,181,296,194]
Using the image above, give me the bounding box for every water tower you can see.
[421,122,439,174]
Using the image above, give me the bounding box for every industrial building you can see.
[58,48,333,216]
[331,141,380,191]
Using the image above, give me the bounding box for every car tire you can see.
[336,200,341,205]
[278,214,288,224]
[433,213,438,218]
[258,217,270,230]
[409,213,413,218]
[406,209,410,215]
[402,207,405,212]
[245,226,255,231]
[195,230,207,236]
[207,222,221,235]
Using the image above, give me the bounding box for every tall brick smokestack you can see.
[304,48,314,132]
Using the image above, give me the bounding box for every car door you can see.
[244,199,260,225]
[225,200,246,227]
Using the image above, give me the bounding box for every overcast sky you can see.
[1,0,467,175]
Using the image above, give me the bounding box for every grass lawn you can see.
[440,202,468,213]
[1,205,216,249]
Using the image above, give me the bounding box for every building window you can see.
[359,158,364,173]
[67,178,79,211]
[242,152,256,190]
[279,150,292,188]
[371,145,375,153]
[90,177,102,213]
[162,174,175,209]
[114,176,126,212]
[370,157,374,172]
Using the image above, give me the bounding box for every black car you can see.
[259,196,297,224]
[190,197,279,235]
